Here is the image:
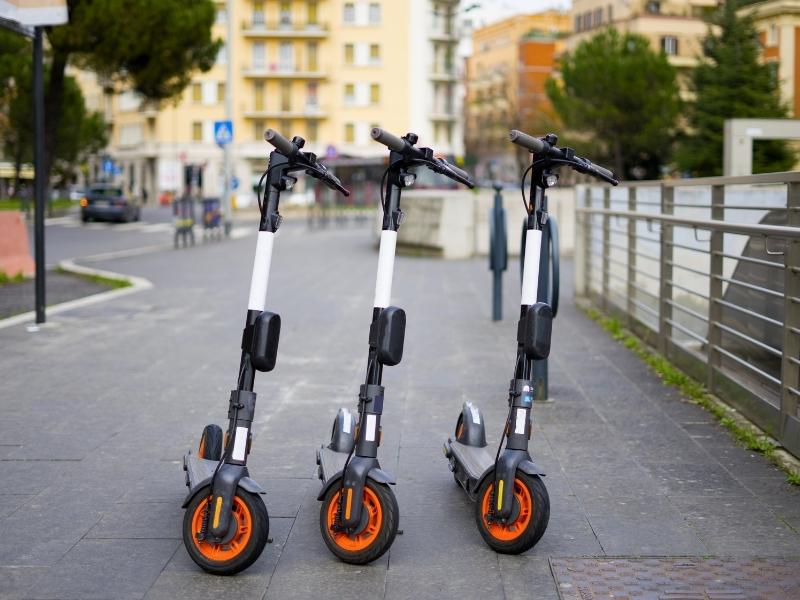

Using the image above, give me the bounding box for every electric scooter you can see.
[316,128,475,564]
[444,130,618,553]
[181,129,349,575]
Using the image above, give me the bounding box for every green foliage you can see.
[546,29,681,179]
[0,271,26,285]
[584,306,799,485]
[676,1,796,175]
[48,0,222,102]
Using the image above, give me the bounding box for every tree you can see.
[0,30,108,195]
[42,0,222,185]
[546,29,681,179]
[675,1,796,176]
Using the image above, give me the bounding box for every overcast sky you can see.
[465,0,570,28]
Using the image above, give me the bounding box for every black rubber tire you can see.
[474,471,549,554]
[319,480,399,565]
[81,214,89,223]
[183,486,269,575]
[198,424,223,461]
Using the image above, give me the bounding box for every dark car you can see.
[80,185,141,223]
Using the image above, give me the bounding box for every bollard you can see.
[520,213,559,401]
[488,183,508,321]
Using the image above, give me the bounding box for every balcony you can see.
[242,21,329,38]
[430,68,459,82]
[244,105,327,119]
[429,27,460,43]
[242,64,327,79]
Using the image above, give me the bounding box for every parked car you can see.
[80,185,140,223]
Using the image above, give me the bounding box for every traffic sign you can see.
[231,176,240,190]
[214,120,233,147]
[102,158,114,175]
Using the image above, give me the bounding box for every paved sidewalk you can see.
[0,271,114,319]
[0,226,798,600]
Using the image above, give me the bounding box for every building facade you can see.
[89,0,465,205]
[464,11,569,179]
[740,0,800,117]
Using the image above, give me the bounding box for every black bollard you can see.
[489,183,508,321]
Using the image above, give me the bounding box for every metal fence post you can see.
[583,186,592,299]
[707,185,725,393]
[658,185,674,356]
[626,187,636,330]
[781,182,800,452]
[602,187,611,310]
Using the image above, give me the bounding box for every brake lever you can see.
[306,163,350,196]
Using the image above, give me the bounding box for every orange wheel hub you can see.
[191,496,252,561]
[480,477,532,541]
[326,487,383,551]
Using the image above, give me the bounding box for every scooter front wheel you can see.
[183,486,269,575]
[319,480,398,564]
[474,472,549,554]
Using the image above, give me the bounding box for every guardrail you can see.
[575,172,800,459]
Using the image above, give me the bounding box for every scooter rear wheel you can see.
[320,480,398,565]
[183,486,269,575]
[474,472,549,554]
[198,424,223,461]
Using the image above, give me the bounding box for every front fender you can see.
[316,466,395,501]
[181,475,265,508]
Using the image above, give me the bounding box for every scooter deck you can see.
[316,446,350,484]
[183,452,219,493]
[447,438,494,482]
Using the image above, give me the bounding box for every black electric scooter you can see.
[182,129,349,575]
[444,130,618,553]
[316,128,475,564]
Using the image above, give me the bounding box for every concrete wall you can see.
[394,186,575,259]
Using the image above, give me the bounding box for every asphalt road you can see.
[1,217,799,599]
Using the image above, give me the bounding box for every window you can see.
[594,8,603,26]
[768,24,778,46]
[445,123,453,145]
[344,123,355,142]
[254,120,265,141]
[369,43,380,64]
[306,119,318,141]
[279,42,294,70]
[280,119,291,135]
[191,83,202,103]
[344,43,354,65]
[252,0,265,26]
[646,1,660,14]
[608,4,613,22]
[216,7,227,24]
[279,0,292,28]
[307,42,318,71]
[584,11,592,29]
[254,81,265,111]
[306,82,319,109]
[661,36,678,55]
[369,3,381,24]
[343,2,355,23]
[216,45,227,65]
[252,42,266,69]
[574,15,582,32]
[192,121,202,141]
[370,83,380,104]
[307,0,319,25]
[280,81,291,111]
[217,82,226,104]
[344,83,355,105]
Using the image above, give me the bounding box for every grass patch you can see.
[55,267,131,289]
[584,306,800,486]
[0,271,26,286]
[0,198,74,212]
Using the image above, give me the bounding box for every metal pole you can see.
[707,185,724,393]
[491,185,505,321]
[658,185,674,356]
[33,26,46,325]
[223,0,233,236]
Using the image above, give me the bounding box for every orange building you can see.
[464,11,570,179]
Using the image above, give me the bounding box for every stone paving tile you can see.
[0,566,47,600]
[498,555,560,600]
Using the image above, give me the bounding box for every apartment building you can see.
[464,11,570,178]
[93,0,465,205]
[740,0,800,117]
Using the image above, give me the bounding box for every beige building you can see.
[740,0,800,117]
[89,0,465,205]
[567,0,715,87]
[464,11,570,177]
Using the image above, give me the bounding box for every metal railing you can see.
[575,172,800,459]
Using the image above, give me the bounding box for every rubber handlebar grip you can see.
[264,129,295,154]
[589,162,616,181]
[508,130,545,153]
[371,128,407,152]
[445,162,471,182]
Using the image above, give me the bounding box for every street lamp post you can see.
[223,0,233,236]
[33,26,46,324]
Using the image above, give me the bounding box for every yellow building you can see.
[464,11,570,177]
[90,0,465,204]
[740,0,800,117]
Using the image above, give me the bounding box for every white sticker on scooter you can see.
[342,409,351,434]
[469,405,481,425]
[515,408,526,435]
[365,414,377,442]
[232,426,249,461]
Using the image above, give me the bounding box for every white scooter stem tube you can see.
[373,230,397,308]
[248,230,275,311]
[520,228,542,306]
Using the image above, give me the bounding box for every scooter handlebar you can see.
[264,128,296,155]
[371,127,407,152]
[575,157,619,185]
[509,130,545,153]
[436,159,475,189]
